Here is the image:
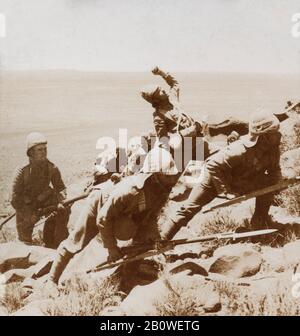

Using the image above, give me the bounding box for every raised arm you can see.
[152,66,179,99]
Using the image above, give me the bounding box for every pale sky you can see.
[0,0,299,73]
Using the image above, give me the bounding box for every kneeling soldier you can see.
[11,132,69,247]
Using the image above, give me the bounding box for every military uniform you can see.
[49,173,172,283]
[59,174,170,255]
[151,73,198,140]
[161,136,282,239]
[11,159,69,247]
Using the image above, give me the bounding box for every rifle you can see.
[203,176,300,214]
[33,192,91,229]
[0,213,16,231]
[0,182,95,232]
[87,228,278,273]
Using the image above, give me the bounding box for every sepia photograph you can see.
[0,0,300,320]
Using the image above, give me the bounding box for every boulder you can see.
[209,244,262,278]
[3,268,33,284]
[283,240,300,267]
[260,246,286,273]
[118,279,168,316]
[13,299,51,316]
[280,147,300,178]
[169,260,208,276]
[3,255,54,284]
[118,272,221,315]
[168,272,221,313]
[60,239,108,283]
[0,242,55,273]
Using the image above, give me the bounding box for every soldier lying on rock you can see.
[11,132,70,248]
[160,111,283,240]
[47,147,179,284]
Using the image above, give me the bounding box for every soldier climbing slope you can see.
[160,111,283,240]
[11,132,70,248]
[47,147,180,284]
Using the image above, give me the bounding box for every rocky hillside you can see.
[0,114,299,316]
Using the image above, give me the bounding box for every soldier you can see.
[11,132,69,248]
[140,67,203,155]
[140,67,251,160]
[47,147,179,284]
[160,111,282,240]
[141,68,292,144]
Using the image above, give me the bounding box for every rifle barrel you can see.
[63,192,90,206]
[203,177,300,213]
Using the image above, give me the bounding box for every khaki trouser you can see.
[161,169,276,239]
[59,190,103,256]
[16,205,69,248]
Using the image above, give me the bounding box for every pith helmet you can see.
[141,146,178,175]
[249,111,280,135]
[242,111,280,148]
[26,132,47,155]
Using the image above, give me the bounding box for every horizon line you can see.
[1,69,300,76]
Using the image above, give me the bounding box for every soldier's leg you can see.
[16,207,37,244]
[43,216,56,248]
[43,207,70,249]
[208,118,249,137]
[249,175,276,230]
[48,191,101,284]
[53,207,70,248]
[161,184,217,240]
[250,193,274,230]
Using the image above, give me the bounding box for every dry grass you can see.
[154,276,207,316]
[280,116,300,153]
[40,275,123,316]
[155,289,205,316]
[0,282,25,314]
[0,227,17,244]
[214,281,300,316]
[276,185,300,217]
[277,115,300,216]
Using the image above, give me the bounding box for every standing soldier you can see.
[11,132,70,248]
[47,147,179,284]
[160,111,283,240]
